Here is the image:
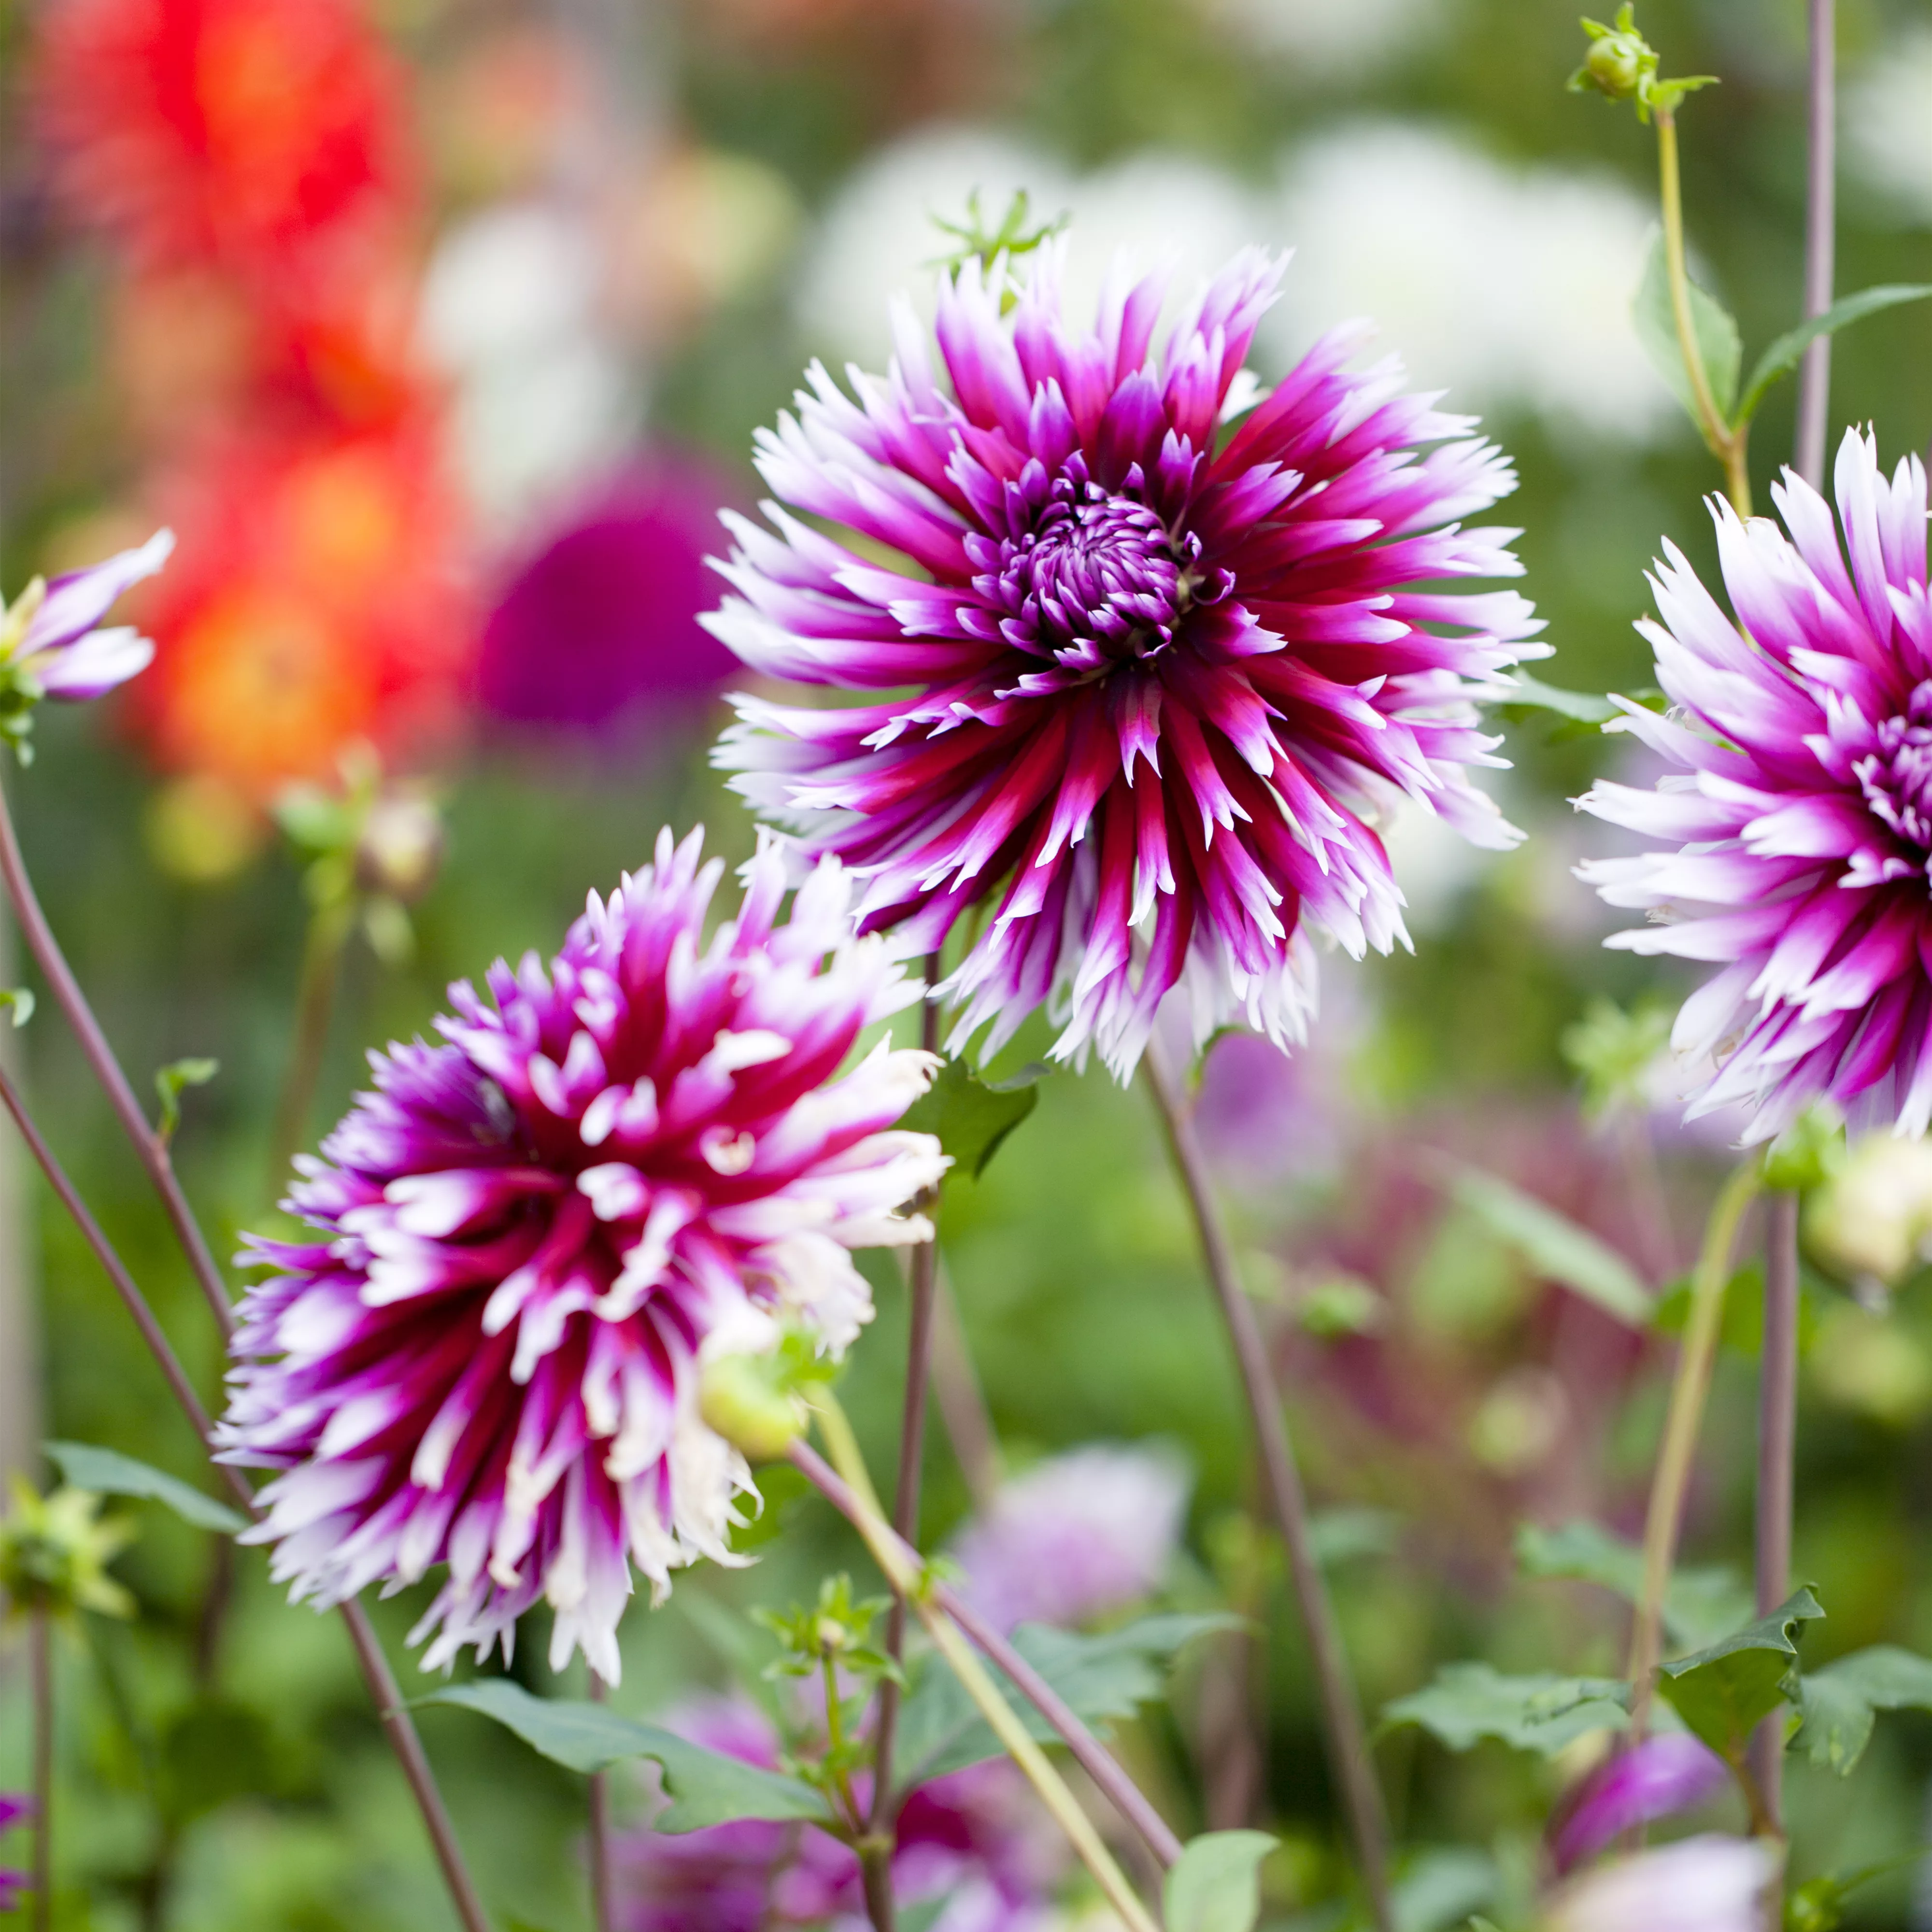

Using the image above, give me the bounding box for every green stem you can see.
[1627,1160,1763,1734]
[807,1399,1162,1932]
[1656,107,1752,515]
[270,895,353,1185]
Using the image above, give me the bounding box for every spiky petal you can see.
[217,828,945,1681]
[1578,428,1932,1143]
[709,244,1541,1078]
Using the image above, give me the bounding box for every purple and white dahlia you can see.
[217,828,945,1680]
[1579,429,1932,1142]
[708,245,1540,1077]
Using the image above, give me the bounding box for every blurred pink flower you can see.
[1544,1835,1776,1932]
[1,530,172,709]
[1548,1734,1730,1874]
[0,1792,27,1912]
[950,1441,1190,1634]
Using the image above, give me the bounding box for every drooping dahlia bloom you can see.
[617,1696,1064,1932]
[216,828,945,1679]
[1578,429,1932,1142]
[709,244,1540,1076]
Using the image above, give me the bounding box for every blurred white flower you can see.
[1193,0,1450,82]
[1806,1133,1932,1288]
[1266,122,1676,444]
[1544,1836,1777,1932]
[793,126,1264,370]
[421,199,638,531]
[1846,27,1932,224]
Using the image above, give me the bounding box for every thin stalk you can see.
[800,1406,1161,1932]
[1143,1036,1394,1932]
[864,953,944,1929]
[29,1608,51,1932]
[1656,107,1752,516]
[1748,1192,1800,1844]
[0,776,231,1335]
[1627,1160,1763,1735]
[788,1439,1184,1869]
[0,980,492,1932]
[1794,0,1837,489]
[589,1672,613,1932]
[270,897,353,1186]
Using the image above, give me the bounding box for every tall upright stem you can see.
[1794,0,1837,488]
[1656,108,1753,516]
[588,1672,613,1932]
[29,1609,52,1932]
[1627,1161,1762,1736]
[0,788,492,1932]
[863,956,943,1931]
[1748,1192,1800,1835]
[270,899,351,1186]
[1143,1037,1394,1932]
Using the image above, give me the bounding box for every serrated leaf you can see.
[1655,1586,1823,1758]
[421,1680,827,1831]
[1164,1830,1277,1932]
[1634,229,1743,423]
[1515,1520,1754,1651]
[1793,1644,1932,1777]
[43,1441,246,1534]
[1380,1664,1630,1757]
[0,987,32,1028]
[899,1057,1044,1180]
[891,1611,1236,1791]
[1443,1166,1651,1326]
[1735,284,1932,425]
[154,1057,219,1142]
[1493,674,1619,725]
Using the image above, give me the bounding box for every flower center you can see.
[1857,682,1932,855]
[974,462,1229,678]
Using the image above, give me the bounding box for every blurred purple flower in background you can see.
[616,1696,1065,1932]
[950,1441,1190,1634]
[1548,1734,1730,1874]
[477,455,740,741]
[1580,429,1932,1143]
[1543,1835,1777,1932]
[0,1793,28,1912]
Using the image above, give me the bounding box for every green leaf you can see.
[153,1057,219,1143]
[1394,1848,1501,1932]
[1309,1507,1403,1567]
[1634,230,1743,424]
[1442,1165,1651,1326]
[891,1611,1236,1790]
[1515,1520,1754,1651]
[421,1680,828,1831]
[43,1441,246,1534]
[899,1057,1045,1180]
[1735,284,1932,426]
[1493,674,1620,725]
[1793,1644,1932,1777]
[1655,1586,1823,1758]
[0,987,32,1028]
[1380,1663,1630,1757]
[1164,1830,1277,1932]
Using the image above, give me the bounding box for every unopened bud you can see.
[1583,28,1646,99]
[699,1352,808,1462]
[356,790,443,903]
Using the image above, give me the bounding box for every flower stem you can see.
[270,895,353,1187]
[1656,107,1752,516]
[1627,1159,1763,1735]
[799,1405,1162,1932]
[30,1607,51,1932]
[1794,0,1837,489]
[1143,1036,1394,1932]
[0,787,494,1932]
[863,954,944,1932]
[588,1672,613,1932]
[1748,1192,1800,1845]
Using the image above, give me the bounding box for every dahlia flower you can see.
[950,1442,1190,1634]
[1578,429,1932,1142]
[617,1696,1064,1932]
[0,531,173,752]
[1543,1836,1776,1932]
[217,828,945,1679]
[711,245,1540,1076]
[1548,1735,1728,1874]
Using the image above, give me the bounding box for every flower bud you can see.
[356,789,444,903]
[1582,28,1647,99]
[0,1479,135,1622]
[1804,1132,1932,1287]
[698,1351,808,1462]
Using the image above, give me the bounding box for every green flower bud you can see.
[699,1352,809,1462]
[0,1478,135,1622]
[1583,28,1647,99]
[1762,1105,1846,1194]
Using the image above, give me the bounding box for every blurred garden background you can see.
[5,0,1932,1925]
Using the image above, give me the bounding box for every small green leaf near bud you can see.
[1762,1106,1846,1194]
[699,1352,809,1462]
[0,987,33,1028]
[154,1056,219,1144]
